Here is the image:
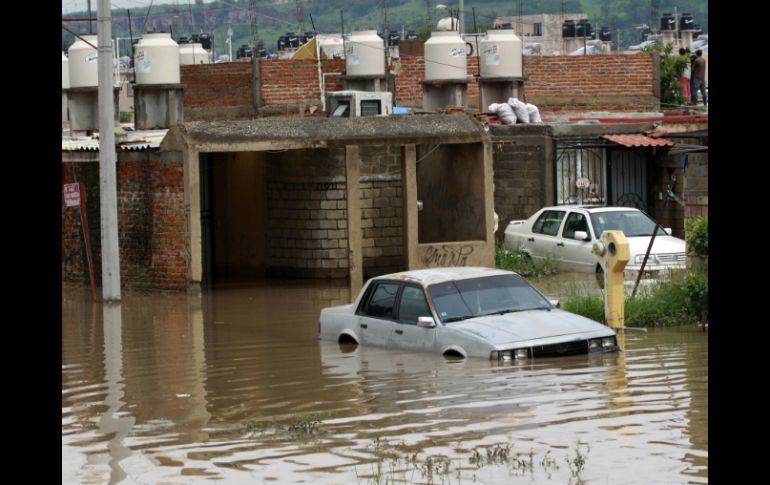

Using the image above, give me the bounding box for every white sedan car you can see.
[319,267,618,360]
[503,206,686,277]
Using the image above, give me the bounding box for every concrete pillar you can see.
[402,144,418,269]
[345,145,363,298]
[184,147,203,292]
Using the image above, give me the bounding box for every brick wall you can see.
[180,53,657,116]
[260,58,345,107]
[62,153,188,292]
[182,60,253,109]
[523,54,658,112]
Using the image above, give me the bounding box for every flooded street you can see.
[62,277,707,484]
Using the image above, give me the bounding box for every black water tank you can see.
[388,30,401,46]
[277,36,287,50]
[599,27,612,42]
[642,28,652,41]
[406,30,418,40]
[562,19,575,38]
[499,22,513,30]
[584,21,593,38]
[661,13,676,31]
[286,32,299,48]
[177,36,190,44]
[693,24,703,37]
[679,13,695,31]
[575,19,590,38]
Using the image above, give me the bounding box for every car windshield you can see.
[589,210,668,237]
[428,274,552,323]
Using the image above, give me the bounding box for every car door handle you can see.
[360,324,368,329]
[556,242,564,247]
[527,237,535,242]
[395,329,403,335]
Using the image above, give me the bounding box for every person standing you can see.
[691,49,707,106]
[678,48,691,102]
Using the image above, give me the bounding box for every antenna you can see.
[651,0,660,34]
[382,0,390,37]
[295,0,305,34]
[517,0,523,35]
[425,0,433,33]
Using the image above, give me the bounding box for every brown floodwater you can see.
[62,276,707,485]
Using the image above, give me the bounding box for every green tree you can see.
[642,42,689,108]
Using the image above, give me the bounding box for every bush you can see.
[562,270,707,327]
[495,242,559,277]
[685,215,708,257]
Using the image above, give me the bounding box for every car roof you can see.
[540,205,640,213]
[372,267,516,287]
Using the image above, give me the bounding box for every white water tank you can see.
[134,33,180,84]
[179,43,210,65]
[62,52,70,89]
[479,29,522,78]
[318,34,344,58]
[424,31,467,81]
[68,35,99,88]
[345,30,385,77]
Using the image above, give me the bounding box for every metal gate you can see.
[555,143,606,206]
[608,149,650,211]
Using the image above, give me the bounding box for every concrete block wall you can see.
[489,125,553,237]
[62,153,188,291]
[265,145,406,280]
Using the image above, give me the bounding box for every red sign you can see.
[64,183,81,208]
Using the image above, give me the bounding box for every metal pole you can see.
[458,0,464,35]
[631,222,660,297]
[88,0,93,34]
[98,0,122,301]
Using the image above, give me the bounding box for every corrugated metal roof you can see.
[601,134,674,147]
[62,129,168,152]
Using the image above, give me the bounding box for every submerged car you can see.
[503,205,686,278]
[319,267,618,360]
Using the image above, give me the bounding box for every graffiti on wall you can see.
[420,244,475,267]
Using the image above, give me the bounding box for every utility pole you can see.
[458,0,464,34]
[98,0,121,302]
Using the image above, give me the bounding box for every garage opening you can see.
[200,147,357,287]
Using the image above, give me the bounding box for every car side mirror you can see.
[549,299,561,309]
[574,230,590,241]
[418,316,437,328]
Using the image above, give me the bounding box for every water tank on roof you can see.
[277,36,287,50]
[575,20,592,38]
[693,25,703,37]
[346,30,385,77]
[661,13,676,31]
[286,32,299,48]
[68,35,99,88]
[62,52,70,90]
[599,27,612,42]
[193,33,212,50]
[180,43,210,64]
[406,30,418,40]
[318,35,344,58]
[177,36,190,44]
[679,13,695,31]
[479,29,522,78]
[134,32,180,84]
[562,20,575,38]
[388,30,401,46]
[424,31,466,81]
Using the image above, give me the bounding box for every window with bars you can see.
[555,145,606,206]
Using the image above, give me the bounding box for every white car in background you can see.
[503,206,687,278]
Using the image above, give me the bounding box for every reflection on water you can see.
[62,280,707,484]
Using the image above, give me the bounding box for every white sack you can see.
[507,97,530,124]
[526,102,542,123]
[497,103,517,125]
